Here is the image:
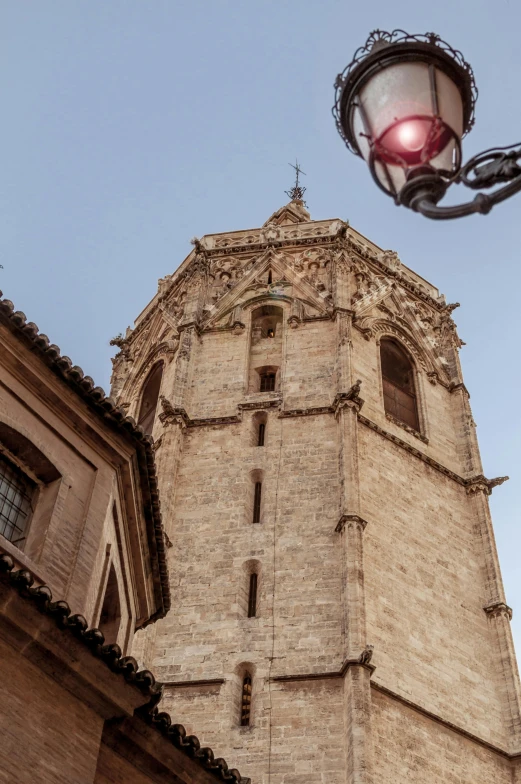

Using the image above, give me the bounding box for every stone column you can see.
[468,481,521,753]
[335,392,373,784]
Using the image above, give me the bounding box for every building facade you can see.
[0,293,247,784]
[112,199,521,783]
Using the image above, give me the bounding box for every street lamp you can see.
[332,30,521,219]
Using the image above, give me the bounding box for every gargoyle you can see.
[358,644,374,665]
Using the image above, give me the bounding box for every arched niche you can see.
[248,305,283,393]
[98,564,122,644]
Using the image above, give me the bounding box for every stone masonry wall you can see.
[371,688,513,784]
[123,210,521,783]
[360,425,508,747]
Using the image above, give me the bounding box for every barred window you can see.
[381,339,419,431]
[0,454,34,546]
[259,373,276,392]
[240,674,252,726]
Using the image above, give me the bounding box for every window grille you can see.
[380,339,420,431]
[257,423,265,447]
[253,482,262,524]
[240,674,252,726]
[248,573,258,617]
[260,373,276,392]
[0,454,33,546]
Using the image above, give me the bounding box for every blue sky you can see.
[3,1,521,653]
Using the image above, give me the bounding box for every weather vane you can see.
[285,160,307,204]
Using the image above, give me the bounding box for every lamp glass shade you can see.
[350,60,464,195]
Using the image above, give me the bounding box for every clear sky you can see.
[3,2,521,653]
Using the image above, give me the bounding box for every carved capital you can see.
[333,380,364,416]
[483,601,513,620]
[158,396,189,428]
[336,514,369,534]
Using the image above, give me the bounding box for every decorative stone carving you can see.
[466,475,509,496]
[380,249,401,271]
[483,601,513,620]
[158,395,189,428]
[335,513,369,533]
[358,644,374,665]
[333,380,364,416]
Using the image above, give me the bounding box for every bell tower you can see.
[111,200,521,783]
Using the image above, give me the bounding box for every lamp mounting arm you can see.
[406,143,521,220]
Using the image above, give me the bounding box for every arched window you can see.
[240,673,252,726]
[380,338,419,431]
[251,411,267,447]
[137,363,163,435]
[249,305,283,393]
[98,564,122,644]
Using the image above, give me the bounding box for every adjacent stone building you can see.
[112,198,521,783]
[0,293,248,784]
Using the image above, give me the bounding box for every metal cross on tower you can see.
[285,160,307,204]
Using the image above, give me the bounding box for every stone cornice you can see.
[157,398,507,496]
[271,656,375,683]
[280,406,332,418]
[385,412,428,443]
[163,678,226,689]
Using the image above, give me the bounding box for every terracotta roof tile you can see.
[0,292,170,625]
[0,554,249,784]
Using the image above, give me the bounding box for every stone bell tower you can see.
[111,198,521,784]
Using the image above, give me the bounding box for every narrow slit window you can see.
[240,674,252,726]
[253,482,262,523]
[248,573,258,618]
[257,423,265,447]
[260,372,276,392]
[267,270,273,284]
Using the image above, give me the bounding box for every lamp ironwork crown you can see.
[332,30,521,219]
